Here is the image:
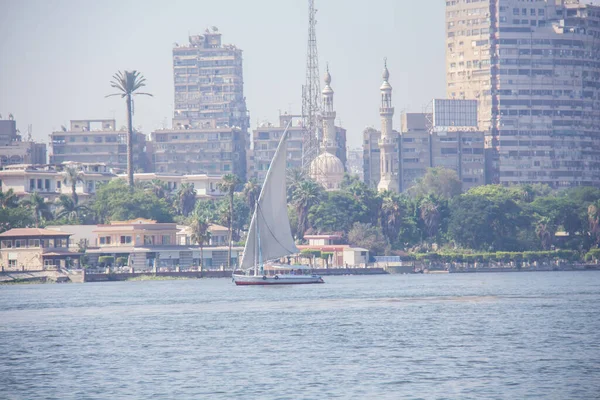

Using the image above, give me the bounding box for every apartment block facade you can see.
[446,0,600,187]
[172,28,249,132]
[49,120,146,173]
[148,127,247,179]
[251,114,346,183]
[0,118,46,166]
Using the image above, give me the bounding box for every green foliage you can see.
[410,167,462,200]
[301,249,321,258]
[348,222,390,257]
[116,257,128,266]
[309,191,370,234]
[91,180,174,223]
[585,248,600,262]
[0,206,34,233]
[98,256,115,266]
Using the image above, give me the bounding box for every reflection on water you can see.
[1,272,600,399]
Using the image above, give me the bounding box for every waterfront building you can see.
[85,219,242,269]
[297,234,369,267]
[400,113,431,192]
[446,0,600,187]
[49,119,146,173]
[0,228,81,271]
[0,162,115,202]
[172,28,249,134]
[251,113,346,184]
[147,126,246,180]
[377,61,400,193]
[0,117,47,166]
[309,69,345,191]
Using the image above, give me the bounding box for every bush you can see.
[98,256,115,266]
[301,249,321,259]
[116,257,128,266]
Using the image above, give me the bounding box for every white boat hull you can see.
[232,273,324,286]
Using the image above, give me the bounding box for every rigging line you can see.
[256,202,298,258]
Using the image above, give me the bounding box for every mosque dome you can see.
[309,152,345,191]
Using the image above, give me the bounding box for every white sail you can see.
[240,130,298,270]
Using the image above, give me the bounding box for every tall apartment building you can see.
[148,126,247,179]
[251,113,346,183]
[172,28,249,132]
[0,117,46,166]
[346,148,364,181]
[49,120,146,173]
[446,0,600,187]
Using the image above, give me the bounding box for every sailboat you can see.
[232,125,324,286]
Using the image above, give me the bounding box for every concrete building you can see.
[378,61,400,192]
[172,28,249,133]
[400,113,431,192]
[49,120,146,173]
[0,117,47,166]
[297,234,369,267]
[0,228,81,271]
[148,126,246,179]
[85,219,242,269]
[251,113,346,183]
[0,163,115,202]
[346,147,364,181]
[309,69,346,191]
[446,0,600,187]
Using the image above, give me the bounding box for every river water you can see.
[1,272,599,399]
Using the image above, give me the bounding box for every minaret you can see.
[309,66,344,191]
[377,59,399,192]
[321,66,337,154]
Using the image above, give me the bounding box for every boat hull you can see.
[232,274,324,286]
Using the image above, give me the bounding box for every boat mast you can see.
[254,204,260,276]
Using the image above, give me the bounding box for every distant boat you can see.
[232,124,324,286]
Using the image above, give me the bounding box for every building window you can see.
[57,181,62,189]
[8,260,17,268]
[99,236,112,245]
[144,236,154,245]
[28,239,40,247]
[120,236,132,244]
[162,235,171,245]
[14,239,26,248]
[30,179,35,190]
[1,240,12,249]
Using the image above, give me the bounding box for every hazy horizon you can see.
[0,0,445,148]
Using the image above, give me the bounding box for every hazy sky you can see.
[0,0,445,148]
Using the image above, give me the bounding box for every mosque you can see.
[309,62,397,193]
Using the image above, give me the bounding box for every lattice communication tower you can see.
[301,0,322,172]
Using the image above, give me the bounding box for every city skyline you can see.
[0,0,445,148]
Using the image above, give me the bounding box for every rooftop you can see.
[0,228,72,238]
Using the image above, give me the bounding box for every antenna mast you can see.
[301,0,322,172]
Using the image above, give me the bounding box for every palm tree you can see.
[24,192,53,227]
[419,197,440,239]
[178,183,197,217]
[242,178,260,211]
[286,168,306,201]
[106,70,152,190]
[217,173,241,269]
[535,215,553,250]
[55,194,91,223]
[291,179,322,240]
[0,188,18,209]
[380,191,401,242]
[149,179,168,199]
[190,216,211,276]
[62,165,84,204]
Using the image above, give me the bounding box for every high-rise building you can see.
[446,0,600,187]
[172,28,249,133]
[49,120,146,172]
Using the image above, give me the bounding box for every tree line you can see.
[3,167,600,261]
